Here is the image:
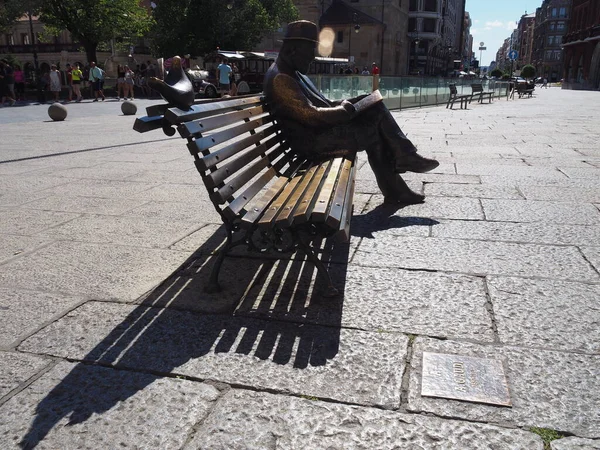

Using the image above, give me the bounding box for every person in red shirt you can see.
[371,62,380,75]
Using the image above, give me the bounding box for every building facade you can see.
[562,0,600,89]
[517,13,536,68]
[532,0,572,82]
[406,0,466,76]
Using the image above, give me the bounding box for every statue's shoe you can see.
[394,152,439,173]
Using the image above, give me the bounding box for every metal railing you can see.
[308,75,512,110]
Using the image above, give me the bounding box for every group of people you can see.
[338,62,380,76]
[0,59,162,106]
[216,59,240,96]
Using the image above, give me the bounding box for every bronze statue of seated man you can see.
[263,20,439,204]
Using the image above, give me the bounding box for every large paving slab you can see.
[488,276,600,353]
[353,236,600,282]
[0,351,51,399]
[21,194,147,216]
[407,337,600,438]
[19,301,408,408]
[236,265,495,342]
[0,361,220,449]
[481,199,600,225]
[0,241,190,301]
[363,195,484,220]
[552,437,600,449]
[425,182,524,200]
[35,214,200,249]
[0,235,52,264]
[0,208,80,236]
[185,389,543,449]
[0,288,84,349]
[431,219,600,247]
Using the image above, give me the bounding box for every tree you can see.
[490,68,503,78]
[151,0,298,58]
[520,64,536,80]
[38,0,153,64]
[0,0,40,33]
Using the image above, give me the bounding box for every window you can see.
[408,18,417,32]
[424,0,437,12]
[549,22,555,31]
[337,30,344,44]
[551,8,557,17]
[5,34,14,45]
[21,33,30,45]
[557,21,565,30]
[559,7,566,18]
[423,18,436,32]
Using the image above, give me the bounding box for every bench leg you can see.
[205,224,242,293]
[296,236,339,298]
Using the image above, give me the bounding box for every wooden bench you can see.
[446,84,471,109]
[517,83,535,98]
[133,95,357,296]
[470,83,494,103]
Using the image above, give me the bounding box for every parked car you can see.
[186,69,219,98]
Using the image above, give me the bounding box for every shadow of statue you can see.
[351,202,439,239]
[18,226,349,449]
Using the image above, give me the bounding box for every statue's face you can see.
[291,40,316,74]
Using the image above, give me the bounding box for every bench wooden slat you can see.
[203,134,280,189]
[190,116,274,154]
[291,160,332,225]
[325,158,354,230]
[275,164,320,227]
[257,175,304,229]
[164,95,264,124]
[336,161,357,242]
[224,157,303,220]
[179,105,266,138]
[240,176,291,225]
[311,158,344,222]
[192,126,278,171]
[211,144,290,205]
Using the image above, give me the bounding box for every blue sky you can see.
[466,0,543,67]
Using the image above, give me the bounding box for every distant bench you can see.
[133,95,356,296]
[470,83,494,104]
[447,84,471,109]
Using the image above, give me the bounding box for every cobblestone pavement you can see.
[1,90,599,449]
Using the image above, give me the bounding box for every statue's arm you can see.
[271,74,353,127]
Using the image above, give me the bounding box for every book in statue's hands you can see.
[353,89,383,113]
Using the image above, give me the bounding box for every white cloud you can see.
[506,21,517,31]
[474,19,480,24]
[486,20,503,27]
[471,28,478,35]
[483,27,492,31]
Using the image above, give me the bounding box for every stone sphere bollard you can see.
[48,103,67,121]
[121,101,137,116]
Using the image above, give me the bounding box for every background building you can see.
[562,0,600,89]
[533,0,572,82]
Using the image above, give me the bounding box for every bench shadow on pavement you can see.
[19,206,435,449]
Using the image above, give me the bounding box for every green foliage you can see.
[151,0,298,57]
[0,0,40,33]
[39,0,153,62]
[490,68,503,78]
[529,427,565,450]
[520,64,536,79]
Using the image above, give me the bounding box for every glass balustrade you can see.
[307,75,512,110]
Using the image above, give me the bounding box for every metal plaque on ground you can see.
[421,352,512,407]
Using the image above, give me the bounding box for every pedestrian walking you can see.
[49,64,62,102]
[0,59,16,106]
[542,77,548,88]
[71,63,83,102]
[88,61,105,102]
[13,64,25,101]
[64,63,73,102]
[123,65,135,100]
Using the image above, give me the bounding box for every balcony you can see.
[0,43,82,54]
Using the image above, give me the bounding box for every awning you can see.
[459,71,467,75]
[217,51,246,59]
[468,71,476,75]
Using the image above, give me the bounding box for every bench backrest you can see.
[163,95,305,222]
[471,84,483,93]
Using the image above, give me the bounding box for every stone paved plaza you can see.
[0,90,599,449]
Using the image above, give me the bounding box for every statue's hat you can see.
[283,20,319,43]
